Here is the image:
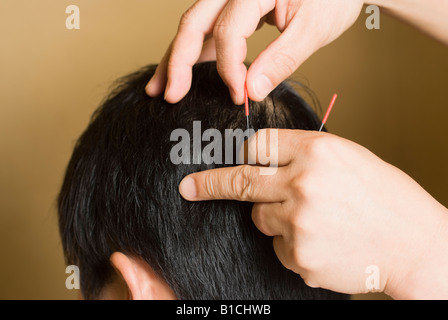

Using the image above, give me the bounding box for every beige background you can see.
[0,0,446,300]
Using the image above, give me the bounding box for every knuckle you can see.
[303,276,320,289]
[289,171,317,201]
[179,7,196,29]
[288,210,306,232]
[308,135,339,158]
[289,175,304,196]
[285,199,316,238]
[291,243,320,274]
[296,173,320,201]
[213,22,229,42]
[287,212,314,245]
[232,166,255,201]
[307,135,327,157]
[289,243,305,270]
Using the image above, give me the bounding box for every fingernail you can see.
[253,74,273,100]
[179,177,197,200]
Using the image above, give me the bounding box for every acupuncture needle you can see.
[319,93,338,132]
[244,82,250,131]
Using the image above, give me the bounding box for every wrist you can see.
[385,206,448,299]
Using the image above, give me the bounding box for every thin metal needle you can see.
[244,82,250,131]
[318,122,325,132]
[319,93,338,132]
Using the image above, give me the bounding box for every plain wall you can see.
[0,0,447,299]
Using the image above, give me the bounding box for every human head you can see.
[58,61,346,300]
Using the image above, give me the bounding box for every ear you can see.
[107,252,176,300]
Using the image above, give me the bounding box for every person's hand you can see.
[146,0,365,105]
[178,129,448,298]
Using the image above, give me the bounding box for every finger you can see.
[146,43,171,97]
[164,0,229,103]
[246,9,321,101]
[251,202,285,236]
[213,0,276,105]
[241,129,304,167]
[147,36,217,98]
[146,0,228,102]
[179,165,288,202]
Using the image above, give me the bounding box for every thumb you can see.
[246,19,317,101]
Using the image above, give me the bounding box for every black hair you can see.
[58,61,346,300]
